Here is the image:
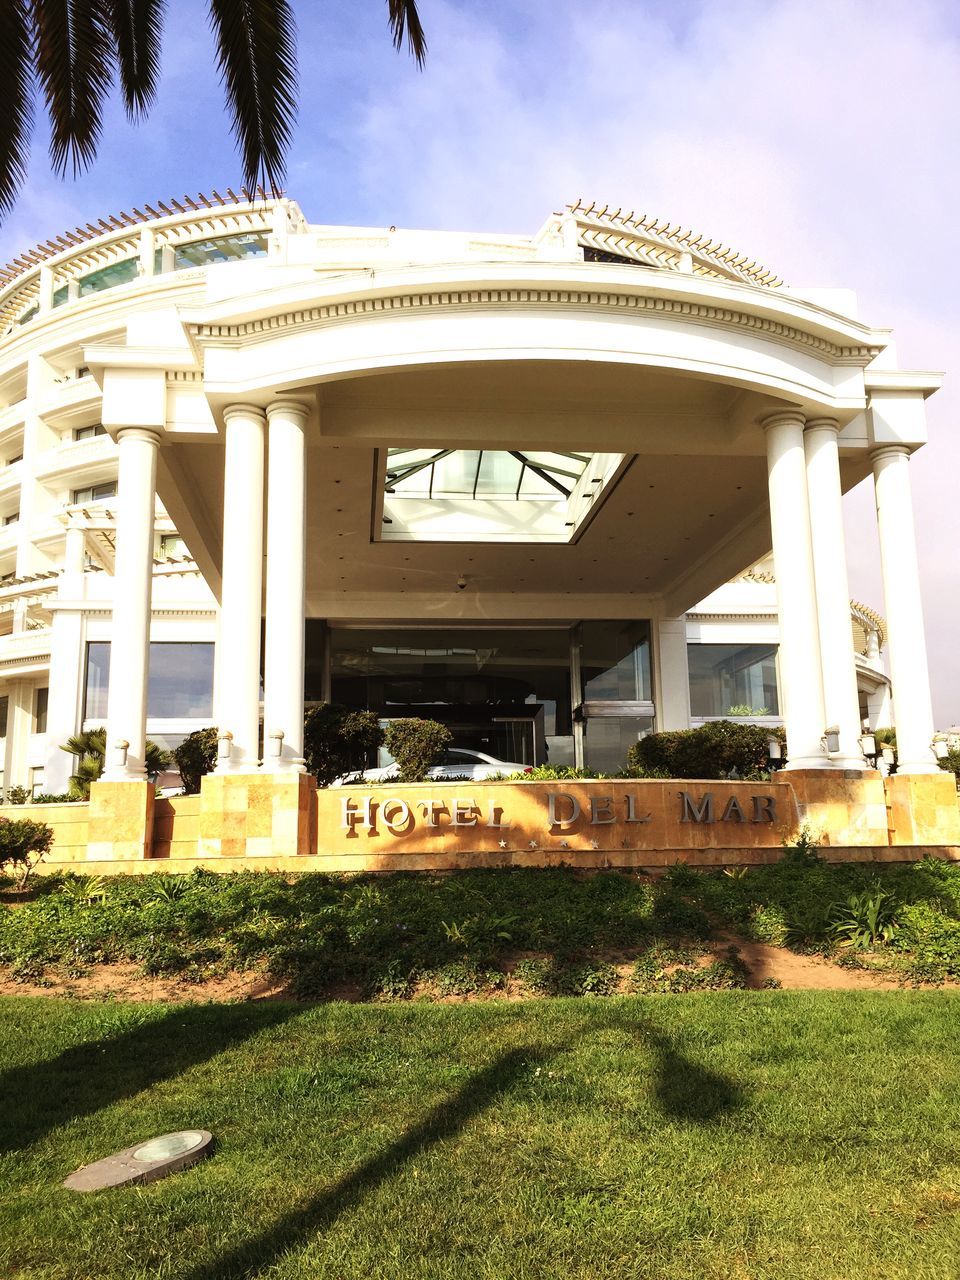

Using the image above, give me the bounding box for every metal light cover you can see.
[824,725,841,754]
[766,736,782,761]
[933,736,950,761]
[859,733,877,758]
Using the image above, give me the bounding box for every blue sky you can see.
[3,0,958,720]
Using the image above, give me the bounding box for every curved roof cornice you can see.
[563,200,784,289]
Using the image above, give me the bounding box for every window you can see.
[158,534,187,560]
[3,514,17,526]
[156,233,268,273]
[73,424,106,441]
[580,621,652,703]
[6,454,22,467]
[30,768,45,798]
[77,259,138,296]
[34,687,48,734]
[84,642,215,720]
[72,481,117,504]
[688,643,780,717]
[0,695,8,738]
[583,715,654,774]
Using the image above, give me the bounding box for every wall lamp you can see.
[113,739,129,769]
[823,725,841,755]
[267,729,284,759]
[933,735,950,761]
[216,730,233,762]
[881,744,896,768]
[859,732,877,759]
[766,736,782,764]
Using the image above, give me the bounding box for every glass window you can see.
[84,642,215,720]
[72,481,117,504]
[584,716,654,774]
[30,768,45,798]
[78,259,138,296]
[688,643,780,717]
[52,285,69,308]
[34,687,48,734]
[158,534,187,559]
[327,626,575,768]
[3,514,17,526]
[581,621,652,702]
[73,425,106,441]
[0,695,8,737]
[6,454,22,467]
[156,233,268,273]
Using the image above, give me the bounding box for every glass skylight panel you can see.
[381,449,627,544]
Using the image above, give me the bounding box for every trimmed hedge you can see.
[628,719,785,780]
[384,718,452,782]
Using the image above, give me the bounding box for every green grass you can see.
[2,992,960,1278]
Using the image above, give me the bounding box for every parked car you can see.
[330,746,533,786]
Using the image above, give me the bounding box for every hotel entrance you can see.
[306,622,655,774]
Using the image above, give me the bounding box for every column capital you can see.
[114,425,163,446]
[266,399,310,425]
[804,416,840,436]
[760,408,806,433]
[870,443,912,464]
[223,403,267,427]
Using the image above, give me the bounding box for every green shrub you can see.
[303,704,384,785]
[0,814,53,887]
[939,749,960,788]
[384,718,452,783]
[628,720,785,780]
[831,886,900,949]
[173,727,219,794]
[4,785,31,806]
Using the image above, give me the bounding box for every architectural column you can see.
[871,446,938,773]
[263,400,308,771]
[654,617,691,730]
[215,405,266,772]
[762,411,829,769]
[102,428,160,780]
[803,419,865,769]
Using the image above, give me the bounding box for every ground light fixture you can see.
[933,735,950,761]
[823,725,841,755]
[766,736,782,764]
[881,744,896,768]
[267,729,284,759]
[63,1130,214,1191]
[859,732,877,759]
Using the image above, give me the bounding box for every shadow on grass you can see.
[647,1028,743,1122]
[0,1002,304,1155]
[180,1044,552,1280]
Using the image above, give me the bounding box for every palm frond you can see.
[32,0,115,176]
[0,0,34,215]
[208,0,297,194]
[106,0,165,118]
[386,0,427,66]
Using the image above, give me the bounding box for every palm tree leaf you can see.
[386,0,427,66]
[106,0,165,118]
[32,0,115,176]
[0,0,34,216]
[208,0,297,193]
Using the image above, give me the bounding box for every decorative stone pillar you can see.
[871,445,938,773]
[762,411,829,769]
[803,419,865,769]
[263,400,308,771]
[102,427,160,780]
[215,405,266,773]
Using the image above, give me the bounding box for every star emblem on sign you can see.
[528,840,538,849]
[589,839,600,850]
[498,839,508,849]
[559,840,570,849]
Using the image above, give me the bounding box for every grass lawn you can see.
[2,992,960,1279]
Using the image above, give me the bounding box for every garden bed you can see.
[3,846,960,999]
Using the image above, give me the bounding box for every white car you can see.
[330,746,532,786]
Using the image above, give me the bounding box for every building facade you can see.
[0,194,939,820]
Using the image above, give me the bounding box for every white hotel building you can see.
[0,194,935,798]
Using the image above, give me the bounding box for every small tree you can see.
[0,815,53,888]
[303,705,384,786]
[384,718,452,783]
[173,727,220,795]
[628,720,786,780]
[60,728,173,798]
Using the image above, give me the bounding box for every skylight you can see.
[380,448,628,543]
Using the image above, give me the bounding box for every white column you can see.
[215,405,266,773]
[872,446,938,773]
[762,411,829,769]
[263,400,307,771]
[103,428,160,780]
[804,419,865,769]
[654,617,691,730]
